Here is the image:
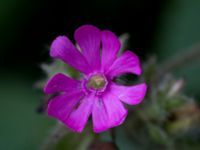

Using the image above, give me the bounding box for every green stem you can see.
[110,128,116,143]
[152,43,200,84]
[159,43,200,76]
[40,122,68,150]
[110,128,119,150]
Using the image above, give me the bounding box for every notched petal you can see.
[50,36,90,74]
[74,25,101,71]
[106,50,142,78]
[110,82,147,105]
[101,30,121,71]
[92,93,127,133]
[44,73,82,94]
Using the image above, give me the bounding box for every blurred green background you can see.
[0,0,200,149]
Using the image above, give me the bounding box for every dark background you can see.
[0,0,200,149]
[0,0,165,77]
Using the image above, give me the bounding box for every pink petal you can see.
[106,50,142,78]
[74,25,101,71]
[44,73,82,94]
[65,94,94,132]
[47,92,84,123]
[50,36,90,74]
[101,30,121,71]
[92,93,128,133]
[110,82,147,105]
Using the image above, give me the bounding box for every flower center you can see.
[87,74,107,90]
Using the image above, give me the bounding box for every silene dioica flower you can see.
[44,25,147,133]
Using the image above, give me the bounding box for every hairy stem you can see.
[110,128,116,143]
[40,122,68,150]
[151,43,200,84]
[159,43,200,76]
[110,128,119,150]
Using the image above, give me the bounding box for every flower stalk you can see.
[40,122,68,150]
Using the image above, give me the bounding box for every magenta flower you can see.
[44,25,147,133]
